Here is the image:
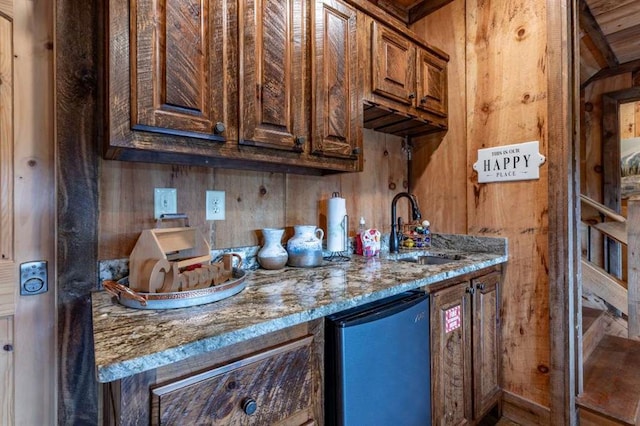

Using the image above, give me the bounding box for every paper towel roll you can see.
[327,196,347,252]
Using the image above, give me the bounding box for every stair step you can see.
[583,306,606,361]
[578,335,640,425]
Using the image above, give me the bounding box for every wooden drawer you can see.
[150,335,314,425]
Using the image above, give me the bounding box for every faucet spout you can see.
[389,192,422,253]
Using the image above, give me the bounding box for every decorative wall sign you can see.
[445,305,461,333]
[473,141,546,183]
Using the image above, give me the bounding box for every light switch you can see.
[154,188,177,219]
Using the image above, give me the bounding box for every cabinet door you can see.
[371,21,415,106]
[240,0,306,150]
[132,0,227,140]
[431,282,473,425]
[151,336,314,425]
[416,48,447,117]
[311,0,360,159]
[472,272,501,419]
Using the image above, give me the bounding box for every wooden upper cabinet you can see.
[372,21,416,106]
[416,48,447,117]
[239,0,306,151]
[131,0,226,140]
[311,0,361,160]
[361,15,448,138]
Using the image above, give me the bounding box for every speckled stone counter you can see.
[91,234,507,383]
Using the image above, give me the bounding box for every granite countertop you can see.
[91,234,507,383]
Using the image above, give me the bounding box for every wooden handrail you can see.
[580,194,626,223]
[582,259,627,315]
[592,222,627,245]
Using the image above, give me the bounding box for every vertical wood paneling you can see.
[410,0,466,234]
[0,316,12,426]
[57,0,99,422]
[0,15,14,319]
[98,162,216,259]
[339,129,406,235]
[620,101,636,139]
[466,0,550,408]
[98,129,406,259]
[14,0,56,424]
[214,169,287,247]
[0,15,12,264]
[546,0,578,421]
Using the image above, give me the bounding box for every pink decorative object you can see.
[361,229,381,257]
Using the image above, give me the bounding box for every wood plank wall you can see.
[620,101,640,139]
[98,129,406,259]
[466,0,552,410]
[410,0,467,234]
[412,0,555,412]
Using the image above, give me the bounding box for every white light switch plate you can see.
[154,188,177,219]
[206,190,225,220]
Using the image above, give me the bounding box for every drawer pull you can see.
[242,397,257,415]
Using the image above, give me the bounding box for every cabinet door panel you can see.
[312,0,360,159]
[472,272,501,419]
[133,0,225,139]
[371,21,415,106]
[240,0,305,150]
[416,49,447,117]
[431,282,473,425]
[151,336,313,425]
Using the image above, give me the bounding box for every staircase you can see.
[578,195,640,425]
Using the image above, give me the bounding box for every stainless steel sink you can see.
[398,254,464,265]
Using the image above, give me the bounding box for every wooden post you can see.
[628,196,640,339]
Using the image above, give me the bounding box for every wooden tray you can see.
[103,268,247,310]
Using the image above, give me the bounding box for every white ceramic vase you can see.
[257,228,288,270]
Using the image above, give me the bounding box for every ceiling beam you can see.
[581,58,640,89]
[579,0,618,68]
[408,0,453,24]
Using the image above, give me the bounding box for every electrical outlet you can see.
[154,188,177,219]
[206,190,225,220]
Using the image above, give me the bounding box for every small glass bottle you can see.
[355,217,365,255]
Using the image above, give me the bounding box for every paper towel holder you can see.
[324,214,349,262]
[325,192,350,262]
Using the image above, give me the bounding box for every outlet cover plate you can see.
[206,190,225,220]
[154,188,177,219]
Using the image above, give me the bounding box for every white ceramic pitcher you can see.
[286,225,324,267]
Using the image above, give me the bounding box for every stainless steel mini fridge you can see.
[325,291,431,426]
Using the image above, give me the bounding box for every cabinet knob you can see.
[2,344,12,352]
[420,96,428,104]
[352,146,360,155]
[293,136,305,152]
[242,397,257,415]
[466,286,475,294]
[476,283,485,291]
[408,93,416,100]
[213,122,225,134]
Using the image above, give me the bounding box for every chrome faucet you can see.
[389,192,422,253]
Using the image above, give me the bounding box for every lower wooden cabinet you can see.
[103,321,322,426]
[430,269,501,425]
